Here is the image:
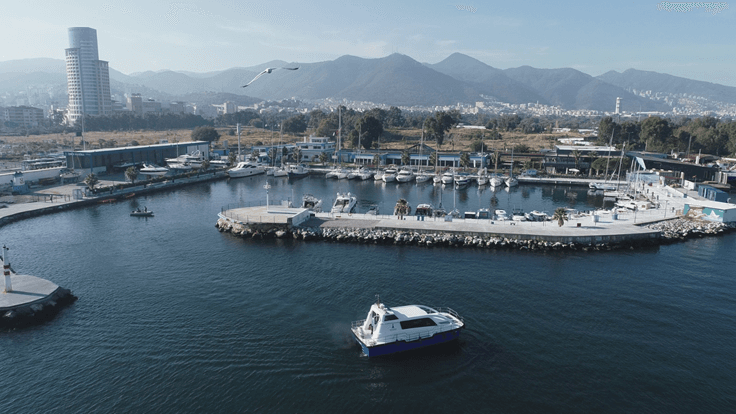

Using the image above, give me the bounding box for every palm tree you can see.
[125,167,138,184]
[372,153,381,167]
[394,198,410,217]
[459,151,470,169]
[401,150,410,166]
[552,207,568,227]
[571,150,582,172]
[319,151,329,165]
[201,159,210,171]
[84,173,99,192]
[429,152,437,170]
[291,147,302,163]
[228,151,237,165]
[251,149,260,161]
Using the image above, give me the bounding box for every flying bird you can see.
[241,67,299,87]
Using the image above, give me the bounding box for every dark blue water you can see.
[1,176,735,413]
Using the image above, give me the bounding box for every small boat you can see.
[495,209,509,220]
[351,296,465,357]
[455,174,470,189]
[589,181,618,191]
[59,168,81,180]
[139,163,169,176]
[489,174,504,187]
[432,174,442,184]
[359,168,375,180]
[288,164,310,178]
[366,205,379,215]
[415,203,433,216]
[130,208,153,217]
[511,208,527,221]
[347,168,361,180]
[505,176,519,187]
[331,192,357,214]
[526,210,550,221]
[228,162,265,178]
[336,168,350,180]
[167,162,193,171]
[373,170,385,181]
[477,208,491,219]
[301,194,322,212]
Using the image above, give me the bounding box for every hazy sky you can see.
[4,0,735,86]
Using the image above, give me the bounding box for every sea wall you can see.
[644,218,736,243]
[1,287,77,329]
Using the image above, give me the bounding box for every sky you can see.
[3,0,736,86]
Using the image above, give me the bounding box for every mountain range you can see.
[1,53,734,113]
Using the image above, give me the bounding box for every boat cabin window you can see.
[384,315,398,321]
[400,318,437,330]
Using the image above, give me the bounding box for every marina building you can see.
[64,141,209,174]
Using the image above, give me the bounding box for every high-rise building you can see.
[65,27,112,125]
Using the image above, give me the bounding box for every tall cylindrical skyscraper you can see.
[66,27,111,125]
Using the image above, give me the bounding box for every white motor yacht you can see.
[331,192,357,213]
[227,162,265,178]
[351,296,464,357]
[396,168,415,183]
[441,171,454,185]
[382,168,398,183]
[139,163,169,176]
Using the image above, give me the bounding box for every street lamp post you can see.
[264,182,271,211]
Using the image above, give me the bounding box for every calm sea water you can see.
[1,176,735,413]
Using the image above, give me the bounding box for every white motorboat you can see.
[139,163,169,176]
[366,205,379,215]
[209,159,229,169]
[325,167,339,179]
[511,208,527,221]
[331,192,357,213]
[396,168,415,183]
[228,162,265,178]
[433,174,443,184]
[382,168,398,183]
[359,168,375,180]
[347,169,361,180]
[336,168,350,180]
[495,209,509,220]
[505,176,519,187]
[167,162,193,171]
[273,167,288,177]
[415,172,432,183]
[351,296,465,357]
[526,210,550,221]
[288,164,309,178]
[301,194,322,212]
[130,208,153,217]
[589,181,618,191]
[441,171,454,185]
[489,174,505,187]
[476,167,489,186]
[373,170,385,181]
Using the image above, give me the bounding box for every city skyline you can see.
[2,1,735,87]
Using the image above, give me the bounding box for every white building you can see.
[65,27,112,125]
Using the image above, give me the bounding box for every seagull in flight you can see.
[242,67,299,87]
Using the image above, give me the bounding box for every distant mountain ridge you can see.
[1,54,733,112]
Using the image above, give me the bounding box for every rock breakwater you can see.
[645,218,736,243]
[216,218,660,252]
[1,287,77,329]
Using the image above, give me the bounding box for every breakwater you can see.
[645,218,736,243]
[215,216,663,252]
[1,285,77,329]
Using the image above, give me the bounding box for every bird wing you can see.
[241,69,269,87]
[241,67,298,87]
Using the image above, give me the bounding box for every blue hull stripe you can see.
[354,329,463,357]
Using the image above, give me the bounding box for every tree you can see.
[251,149,260,161]
[640,116,672,152]
[401,150,410,166]
[424,111,457,150]
[319,151,330,164]
[429,152,437,168]
[469,140,488,153]
[84,173,99,192]
[590,157,609,176]
[228,151,237,165]
[191,125,220,143]
[200,159,210,171]
[372,153,381,166]
[552,207,568,227]
[571,150,582,170]
[291,146,302,163]
[354,115,383,150]
[125,167,139,184]
[282,114,307,134]
[459,152,470,168]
